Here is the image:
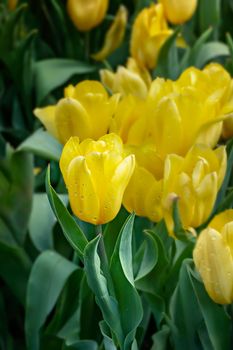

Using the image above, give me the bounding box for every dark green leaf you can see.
[34,59,97,104]
[25,250,77,350]
[46,166,88,259]
[18,128,62,162]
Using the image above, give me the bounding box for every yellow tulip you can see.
[149,86,226,159]
[67,0,108,31]
[130,3,173,69]
[8,0,18,10]
[100,58,152,99]
[123,144,164,222]
[193,210,233,304]
[60,133,135,225]
[34,81,119,144]
[92,5,128,61]
[161,0,197,24]
[162,145,227,234]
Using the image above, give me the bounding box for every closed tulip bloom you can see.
[193,210,233,304]
[60,134,135,225]
[92,5,128,61]
[34,81,119,144]
[123,144,164,222]
[161,0,197,24]
[162,145,227,234]
[130,4,173,69]
[101,58,152,99]
[67,0,108,31]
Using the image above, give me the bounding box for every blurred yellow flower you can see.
[34,81,119,144]
[60,133,135,225]
[92,5,128,61]
[130,3,173,69]
[162,145,227,234]
[8,0,18,10]
[193,210,233,304]
[161,0,197,24]
[101,58,152,99]
[67,0,108,31]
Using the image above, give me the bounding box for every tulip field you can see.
[1,0,233,349]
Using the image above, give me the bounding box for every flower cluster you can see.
[34,2,233,307]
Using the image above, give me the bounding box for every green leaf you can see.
[151,325,170,350]
[153,28,180,80]
[169,259,231,350]
[34,59,97,104]
[18,128,62,162]
[181,27,213,69]
[46,166,88,259]
[195,42,229,68]
[25,250,77,350]
[65,340,98,350]
[0,223,31,305]
[0,149,33,245]
[134,232,158,281]
[29,193,68,251]
[198,0,221,34]
[110,214,143,350]
[84,235,123,346]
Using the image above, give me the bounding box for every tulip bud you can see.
[193,210,233,304]
[163,145,227,234]
[101,58,152,99]
[92,5,128,61]
[34,81,120,144]
[67,0,109,31]
[130,4,173,69]
[60,133,135,225]
[161,0,197,25]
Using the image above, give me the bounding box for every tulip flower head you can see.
[60,134,135,225]
[34,81,119,144]
[67,0,109,31]
[101,58,152,99]
[193,210,233,304]
[162,145,227,235]
[161,0,198,25]
[130,3,173,69]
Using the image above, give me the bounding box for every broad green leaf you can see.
[29,193,68,251]
[198,0,221,34]
[84,235,123,346]
[18,128,62,162]
[181,27,213,69]
[0,150,33,244]
[25,250,77,350]
[153,28,180,80]
[195,42,229,68]
[65,340,98,350]
[151,325,170,350]
[46,166,88,259]
[110,214,143,350]
[0,237,31,305]
[134,232,158,281]
[99,320,117,350]
[169,259,231,350]
[34,59,97,104]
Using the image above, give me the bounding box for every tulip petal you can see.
[55,98,91,144]
[193,228,233,304]
[34,106,58,140]
[67,156,100,225]
[59,137,81,185]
